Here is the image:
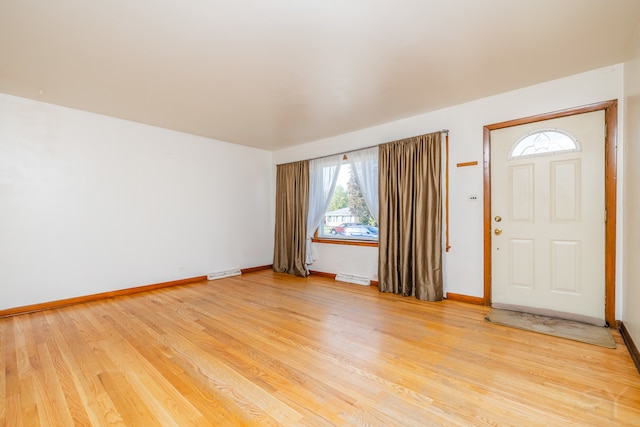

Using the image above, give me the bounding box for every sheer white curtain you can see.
[306,154,344,266]
[348,147,379,223]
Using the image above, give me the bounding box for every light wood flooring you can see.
[1,270,639,426]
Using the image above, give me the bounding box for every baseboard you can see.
[446,292,484,305]
[309,270,378,287]
[620,322,640,374]
[0,265,278,318]
[309,270,336,279]
[240,264,273,274]
[0,275,209,318]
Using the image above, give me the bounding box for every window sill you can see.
[311,237,378,247]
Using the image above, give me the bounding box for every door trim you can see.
[483,100,618,327]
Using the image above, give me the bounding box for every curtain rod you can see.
[277,129,450,165]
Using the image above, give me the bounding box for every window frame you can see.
[311,153,379,247]
[312,230,379,247]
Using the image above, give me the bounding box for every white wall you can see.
[623,27,640,345]
[0,93,273,310]
[274,65,625,316]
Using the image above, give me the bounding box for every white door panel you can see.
[491,111,605,324]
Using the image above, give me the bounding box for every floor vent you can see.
[335,273,370,286]
[207,268,242,281]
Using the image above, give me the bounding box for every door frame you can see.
[483,100,618,327]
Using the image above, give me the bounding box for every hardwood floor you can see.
[1,270,639,426]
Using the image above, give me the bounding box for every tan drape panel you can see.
[378,132,443,301]
[273,161,309,277]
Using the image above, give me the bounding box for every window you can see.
[310,148,379,243]
[317,164,378,241]
[509,129,579,159]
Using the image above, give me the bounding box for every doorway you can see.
[483,100,618,327]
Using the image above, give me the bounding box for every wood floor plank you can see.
[3,320,22,427]
[37,312,96,427]
[102,307,248,426]
[1,270,639,426]
[45,309,127,426]
[13,317,39,426]
[104,296,296,426]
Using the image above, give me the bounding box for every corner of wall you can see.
[621,20,640,348]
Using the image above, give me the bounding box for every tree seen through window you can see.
[319,164,377,240]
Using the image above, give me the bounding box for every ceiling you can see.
[1,1,640,151]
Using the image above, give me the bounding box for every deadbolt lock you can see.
[494,216,502,222]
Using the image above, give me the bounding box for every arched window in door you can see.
[508,129,579,159]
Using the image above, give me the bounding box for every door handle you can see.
[494,228,502,235]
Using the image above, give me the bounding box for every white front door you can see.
[490,110,606,325]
